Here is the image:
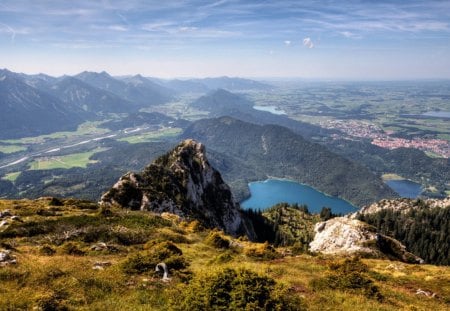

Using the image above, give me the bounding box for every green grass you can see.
[0,198,449,310]
[1,172,21,182]
[28,148,107,170]
[118,127,182,144]
[0,121,110,144]
[0,144,27,154]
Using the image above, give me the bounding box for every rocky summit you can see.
[100,139,255,238]
[309,216,423,263]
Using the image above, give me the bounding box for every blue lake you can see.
[240,179,358,214]
[385,179,422,198]
[253,105,286,115]
[423,111,450,119]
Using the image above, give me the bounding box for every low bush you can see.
[59,242,85,256]
[244,242,282,260]
[204,231,230,249]
[172,268,304,310]
[310,257,383,301]
[122,241,188,274]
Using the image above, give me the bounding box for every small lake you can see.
[240,179,358,214]
[253,105,286,115]
[422,111,450,118]
[385,179,422,198]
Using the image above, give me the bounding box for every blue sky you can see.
[0,0,449,79]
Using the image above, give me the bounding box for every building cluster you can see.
[320,119,450,158]
[371,137,450,158]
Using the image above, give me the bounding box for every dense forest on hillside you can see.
[358,202,450,265]
[183,117,396,206]
[327,139,449,197]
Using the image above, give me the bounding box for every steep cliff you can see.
[100,139,255,239]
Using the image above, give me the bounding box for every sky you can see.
[0,0,449,79]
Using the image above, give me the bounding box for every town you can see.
[320,119,450,158]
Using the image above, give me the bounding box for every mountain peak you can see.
[100,139,255,238]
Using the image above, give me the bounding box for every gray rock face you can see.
[101,139,255,239]
[309,217,423,263]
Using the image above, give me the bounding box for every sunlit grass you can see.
[118,127,182,144]
[0,144,27,154]
[1,171,21,182]
[28,148,107,170]
[0,198,449,310]
[0,121,110,145]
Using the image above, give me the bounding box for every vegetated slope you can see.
[327,139,449,198]
[0,69,85,139]
[191,89,335,139]
[182,116,397,207]
[0,198,449,310]
[45,76,132,114]
[357,197,450,265]
[101,139,255,238]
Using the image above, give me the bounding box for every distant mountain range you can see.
[0,69,272,139]
[0,69,83,139]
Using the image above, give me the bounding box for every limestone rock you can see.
[0,249,17,266]
[101,139,255,239]
[309,217,423,263]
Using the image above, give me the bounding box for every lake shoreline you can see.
[241,178,359,214]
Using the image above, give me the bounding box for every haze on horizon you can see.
[1,0,449,80]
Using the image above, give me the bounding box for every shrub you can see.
[310,257,383,301]
[35,292,68,311]
[39,245,56,256]
[122,241,187,274]
[172,268,303,310]
[205,231,230,249]
[48,197,64,207]
[59,242,85,256]
[244,242,282,260]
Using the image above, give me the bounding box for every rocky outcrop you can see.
[101,139,255,239]
[309,217,423,263]
[354,197,450,217]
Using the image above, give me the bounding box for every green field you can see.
[28,148,107,170]
[118,127,182,144]
[1,171,21,182]
[0,145,27,154]
[0,121,110,145]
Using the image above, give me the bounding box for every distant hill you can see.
[182,116,397,207]
[0,69,85,139]
[191,89,335,139]
[149,76,272,94]
[194,76,272,91]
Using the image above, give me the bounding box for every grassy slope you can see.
[0,199,449,310]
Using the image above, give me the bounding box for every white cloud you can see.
[303,37,314,48]
[108,25,128,32]
[284,40,291,46]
